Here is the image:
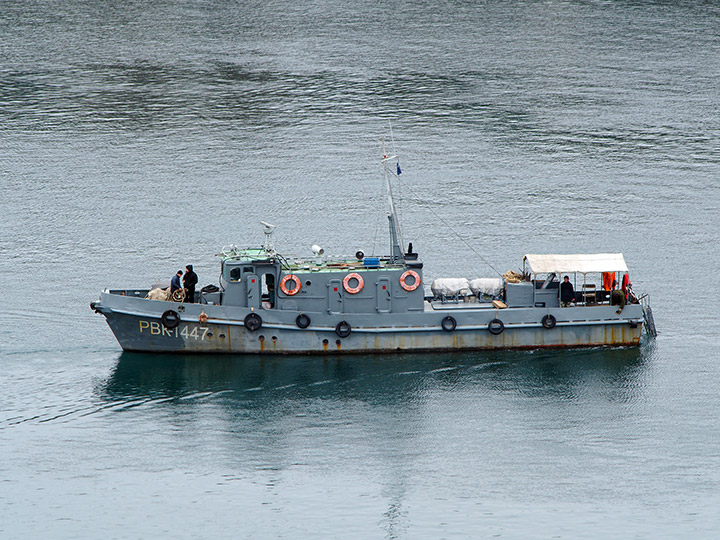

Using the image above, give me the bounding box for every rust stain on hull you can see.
[108,312,644,355]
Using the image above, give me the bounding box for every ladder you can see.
[640,295,658,337]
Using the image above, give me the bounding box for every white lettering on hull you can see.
[138,320,209,341]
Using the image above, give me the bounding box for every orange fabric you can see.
[602,272,616,291]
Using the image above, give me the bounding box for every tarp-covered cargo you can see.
[469,278,503,297]
[431,278,469,297]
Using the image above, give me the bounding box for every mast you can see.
[381,139,404,262]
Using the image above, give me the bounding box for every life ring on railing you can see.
[244,312,262,332]
[541,314,556,329]
[488,318,504,335]
[161,310,180,329]
[280,274,301,296]
[343,273,364,294]
[399,270,421,292]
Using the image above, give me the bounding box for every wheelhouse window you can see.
[229,267,242,281]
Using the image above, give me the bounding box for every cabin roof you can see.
[220,247,407,272]
[524,253,628,274]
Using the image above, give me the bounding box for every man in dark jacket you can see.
[560,275,575,307]
[170,271,183,293]
[611,279,626,314]
[183,265,198,303]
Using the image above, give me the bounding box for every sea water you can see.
[1,1,719,538]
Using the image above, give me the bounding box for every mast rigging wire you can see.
[390,170,503,277]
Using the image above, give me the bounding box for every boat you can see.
[90,146,657,354]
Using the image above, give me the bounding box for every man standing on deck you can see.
[170,271,183,294]
[560,275,575,307]
[183,265,198,303]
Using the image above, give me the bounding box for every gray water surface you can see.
[1,1,719,538]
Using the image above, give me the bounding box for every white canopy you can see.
[524,253,628,274]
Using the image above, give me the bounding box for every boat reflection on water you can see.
[99,345,653,406]
[96,346,655,534]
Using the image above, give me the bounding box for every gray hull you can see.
[95,290,643,354]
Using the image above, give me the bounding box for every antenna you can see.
[388,120,397,155]
[381,138,404,262]
[260,221,276,254]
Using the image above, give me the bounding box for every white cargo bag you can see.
[431,278,469,297]
[146,287,170,301]
[469,278,503,297]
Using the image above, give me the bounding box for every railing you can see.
[638,294,658,337]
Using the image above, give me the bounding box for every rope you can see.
[392,171,503,277]
[171,289,186,302]
[276,253,292,271]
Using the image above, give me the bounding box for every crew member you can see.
[560,275,575,307]
[183,265,198,303]
[170,271,183,294]
[611,280,626,314]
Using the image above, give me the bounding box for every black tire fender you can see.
[161,310,180,329]
[296,313,311,329]
[244,312,262,332]
[488,318,504,335]
[441,316,457,332]
[335,321,351,338]
[541,314,557,329]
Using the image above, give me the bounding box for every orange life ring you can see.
[279,274,301,296]
[399,270,421,292]
[343,272,364,294]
